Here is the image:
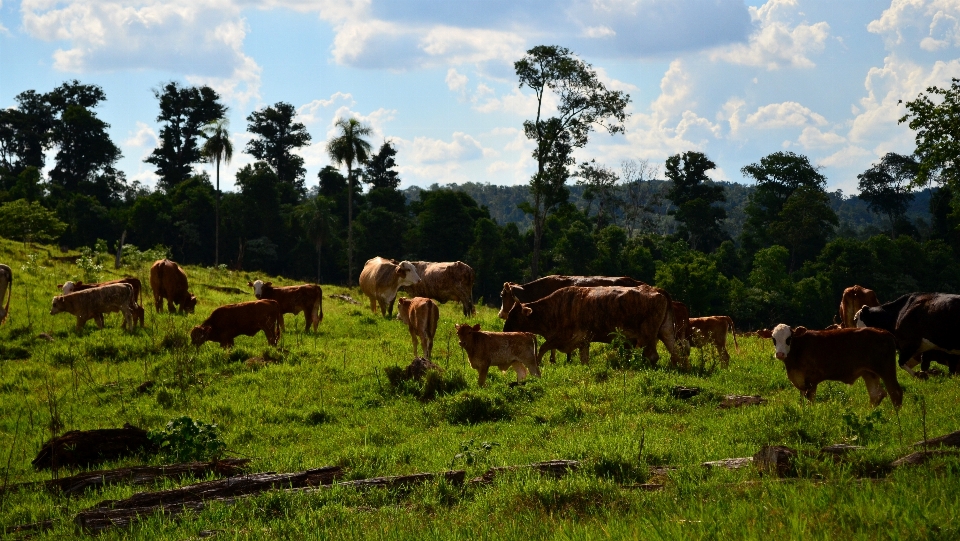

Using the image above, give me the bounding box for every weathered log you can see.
[329,293,360,305]
[671,386,701,399]
[332,470,466,491]
[913,430,960,449]
[702,457,753,470]
[718,395,766,409]
[754,445,798,477]
[32,425,155,471]
[890,449,960,468]
[621,483,664,491]
[469,460,579,484]
[3,519,56,536]
[820,444,866,457]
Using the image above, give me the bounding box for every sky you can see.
[2,0,960,195]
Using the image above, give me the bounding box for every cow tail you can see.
[729,317,740,353]
[1,271,10,325]
[275,303,282,345]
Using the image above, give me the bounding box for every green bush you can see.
[148,416,226,462]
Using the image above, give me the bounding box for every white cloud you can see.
[797,126,845,149]
[122,121,157,148]
[445,68,468,93]
[745,101,828,129]
[868,0,960,50]
[710,0,830,70]
[583,25,615,39]
[404,132,492,164]
[819,145,873,168]
[0,0,8,35]
[297,93,355,125]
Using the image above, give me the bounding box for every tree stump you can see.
[753,445,797,477]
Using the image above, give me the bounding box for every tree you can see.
[515,45,631,278]
[575,159,620,229]
[201,118,233,266]
[363,141,401,189]
[326,118,372,283]
[145,82,226,189]
[0,199,67,245]
[245,102,311,197]
[296,195,336,283]
[857,152,918,238]
[664,151,727,252]
[900,78,960,189]
[0,90,55,174]
[768,186,838,271]
[411,189,487,262]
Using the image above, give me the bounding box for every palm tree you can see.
[296,195,336,283]
[201,118,233,267]
[326,118,372,283]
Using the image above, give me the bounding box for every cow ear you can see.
[793,326,807,337]
[757,329,772,339]
[472,324,481,332]
[57,283,64,289]
[522,306,533,316]
[265,282,272,287]
[247,281,254,287]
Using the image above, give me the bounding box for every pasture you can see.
[0,238,958,540]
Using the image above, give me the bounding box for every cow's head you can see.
[502,302,533,333]
[396,261,421,286]
[454,323,482,350]
[757,324,807,360]
[248,280,270,298]
[184,294,198,314]
[190,325,211,346]
[498,282,517,319]
[396,297,411,323]
[50,296,65,315]
[58,281,77,294]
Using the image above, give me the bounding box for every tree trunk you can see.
[317,244,322,284]
[114,230,126,269]
[215,161,220,267]
[347,165,354,284]
[530,190,543,279]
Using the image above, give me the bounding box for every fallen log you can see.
[329,470,466,491]
[702,457,753,470]
[718,395,765,409]
[671,386,701,399]
[3,519,56,536]
[754,446,797,477]
[913,430,960,449]
[329,293,360,305]
[890,449,960,468]
[32,425,155,471]
[820,444,866,455]
[621,483,664,491]
[469,460,579,485]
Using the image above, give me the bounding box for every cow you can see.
[248,280,323,332]
[50,283,137,331]
[757,324,902,408]
[401,261,476,316]
[0,264,11,324]
[839,285,879,328]
[498,275,646,319]
[919,350,959,375]
[455,324,540,387]
[358,257,421,317]
[59,278,145,327]
[855,292,960,377]
[397,297,439,360]
[190,299,281,349]
[673,301,691,356]
[503,285,683,368]
[688,316,739,367]
[149,259,197,314]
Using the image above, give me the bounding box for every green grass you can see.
[0,238,958,540]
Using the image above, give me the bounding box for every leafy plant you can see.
[148,416,226,462]
[450,439,499,468]
[842,408,884,443]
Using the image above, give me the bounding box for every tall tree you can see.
[900,78,960,189]
[664,151,727,251]
[201,118,233,266]
[575,159,620,229]
[0,90,55,175]
[326,118,372,284]
[362,141,401,189]
[145,82,226,189]
[245,102,311,196]
[296,195,336,283]
[514,45,630,278]
[769,185,838,271]
[857,152,918,238]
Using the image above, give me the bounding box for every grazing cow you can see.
[50,283,137,331]
[248,280,323,332]
[59,278,145,327]
[149,259,197,314]
[397,297,439,359]
[757,324,902,407]
[839,285,879,328]
[688,316,739,366]
[358,257,421,317]
[498,275,646,319]
[919,350,959,375]
[401,261,476,316]
[455,324,540,387]
[0,264,11,324]
[855,292,960,376]
[190,299,281,349]
[503,285,682,368]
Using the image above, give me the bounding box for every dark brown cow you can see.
[358,257,421,317]
[397,297,439,360]
[455,324,540,387]
[503,285,682,368]
[402,261,475,316]
[0,264,11,324]
[919,350,960,375]
[248,280,323,332]
[59,278,145,327]
[688,316,739,366]
[498,275,646,319]
[190,299,281,349]
[758,324,902,407]
[149,259,197,314]
[50,283,137,331]
[839,285,879,328]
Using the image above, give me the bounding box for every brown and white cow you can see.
[401,261,475,316]
[757,324,902,407]
[248,280,323,332]
[688,316,739,366]
[358,257,421,317]
[59,278,145,327]
[149,259,197,314]
[190,299,281,349]
[503,285,683,368]
[455,324,540,387]
[839,285,879,328]
[498,275,646,319]
[50,283,137,331]
[0,264,12,324]
[397,297,439,359]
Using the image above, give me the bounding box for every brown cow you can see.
[248,280,323,332]
[59,278,145,327]
[688,316,739,366]
[358,257,421,317]
[498,275,646,319]
[401,261,475,316]
[397,297,439,359]
[190,299,281,349]
[673,301,691,355]
[503,285,683,368]
[757,324,902,407]
[50,283,137,331]
[839,285,879,328]
[455,324,540,387]
[0,264,12,324]
[149,259,197,314]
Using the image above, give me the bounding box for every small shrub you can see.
[450,439,500,468]
[148,416,226,462]
[443,391,511,424]
[842,408,884,443]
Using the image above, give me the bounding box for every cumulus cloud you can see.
[446,68,468,93]
[797,126,845,149]
[297,92,355,125]
[122,121,157,148]
[868,0,960,51]
[710,0,830,70]
[745,101,828,129]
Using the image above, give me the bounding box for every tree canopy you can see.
[245,102,311,195]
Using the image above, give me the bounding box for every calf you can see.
[50,283,136,331]
[248,280,323,332]
[397,297,439,360]
[359,257,421,317]
[190,299,281,349]
[688,316,739,366]
[150,259,197,313]
[455,324,540,387]
[757,324,902,407]
[59,278,145,327]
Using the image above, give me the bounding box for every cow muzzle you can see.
[775,352,786,361]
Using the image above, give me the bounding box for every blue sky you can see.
[2,0,959,195]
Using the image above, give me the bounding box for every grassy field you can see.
[0,238,958,540]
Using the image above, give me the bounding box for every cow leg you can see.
[387,296,397,318]
[278,314,286,333]
[642,344,660,367]
[579,342,590,365]
[861,373,888,407]
[718,344,730,368]
[154,293,162,313]
[424,335,433,360]
[803,384,818,403]
[409,331,420,359]
[477,365,489,387]
[898,341,924,377]
[513,362,528,382]
[168,300,176,313]
[94,313,105,328]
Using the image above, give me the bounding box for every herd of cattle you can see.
[0,255,956,407]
